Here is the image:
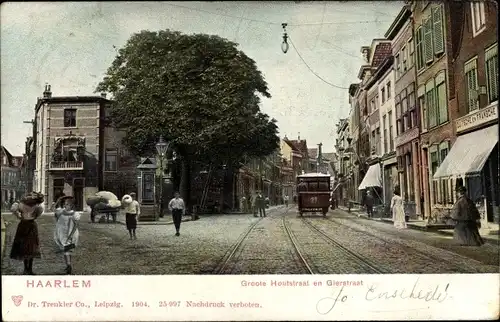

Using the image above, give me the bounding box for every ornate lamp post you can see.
[155,136,169,218]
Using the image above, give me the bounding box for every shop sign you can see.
[455,103,498,134]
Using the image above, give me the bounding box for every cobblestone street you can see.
[2,207,498,275]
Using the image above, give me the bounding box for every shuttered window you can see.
[485,43,498,103]
[416,27,425,70]
[435,72,448,124]
[426,80,437,128]
[424,18,434,63]
[418,85,427,131]
[432,6,444,55]
[464,58,479,112]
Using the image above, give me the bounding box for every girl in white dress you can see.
[391,187,407,229]
[54,196,81,274]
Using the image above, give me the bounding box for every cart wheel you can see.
[323,208,328,216]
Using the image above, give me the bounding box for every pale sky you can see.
[1,1,402,156]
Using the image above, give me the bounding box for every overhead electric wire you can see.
[288,36,349,90]
[163,2,391,27]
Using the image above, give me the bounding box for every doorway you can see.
[73,178,85,211]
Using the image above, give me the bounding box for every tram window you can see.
[318,181,329,191]
[307,182,319,191]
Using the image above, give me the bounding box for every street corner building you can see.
[337,0,499,230]
[1,146,27,208]
[31,86,137,211]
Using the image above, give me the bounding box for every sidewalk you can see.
[337,206,499,244]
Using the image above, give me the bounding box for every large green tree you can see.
[96,30,279,204]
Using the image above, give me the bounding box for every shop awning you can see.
[433,124,498,179]
[358,164,382,190]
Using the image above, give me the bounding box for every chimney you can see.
[361,46,370,63]
[100,93,107,99]
[43,84,52,98]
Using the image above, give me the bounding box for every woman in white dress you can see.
[391,186,407,229]
[54,196,81,274]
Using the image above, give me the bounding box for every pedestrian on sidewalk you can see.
[168,192,185,236]
[9,192,44,275]
[390,187,407,229]
[240,196,247,213]
[449,186,484,246]
[122,193,141,240]
[254,192,266,217]
[365,190,374,218]
[54,196,81,275]
[284,195,289,207]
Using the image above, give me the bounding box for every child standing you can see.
[54,196,81,274]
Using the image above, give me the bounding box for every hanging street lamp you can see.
[281,23,289,54]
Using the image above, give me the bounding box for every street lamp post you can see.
[155,136,169,218]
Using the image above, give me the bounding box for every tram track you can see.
[326,216,485,273]
[300,218,387,274]
[281,217,315,274]
[213,206,289,274]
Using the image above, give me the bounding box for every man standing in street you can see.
[284,194,289,207]
[168,192,185,236]
[254,191,266,217]
[365,190,374,218]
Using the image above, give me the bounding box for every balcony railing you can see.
[49,161,84,170]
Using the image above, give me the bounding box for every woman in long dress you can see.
[450,186,484,246]
[9,192,44,275]
[391,186,407,229]
[54,196,81,274]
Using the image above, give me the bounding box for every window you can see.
[402,46,407,72]
[485,43,498,103]
[432,6,445,55]
[416,27,425,70]
[411,110,417,129]
[426,80,437,128]
[439,142,450,204]
[430,146,439,204]
[465,58,479,112]
[418,85,427,131]
[64,109,77,127]
[387,82,391,98]
[403,115,409,131]
[408,89,415,110]
[401,89,408,113]
[388,110,394,151]
[423,18,434,64]
[370,99,375,114]
[53,178,65,203]
[376,127,381,155]
[396,119,401,136]
[470,2,486,36]
[383,115,388,153]
[408,38,415,67]
[381,88,386,103]
[395,53,401,77]
[435,72,448,124]
[104,149,117,171]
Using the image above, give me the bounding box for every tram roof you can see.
[297,172,331,178]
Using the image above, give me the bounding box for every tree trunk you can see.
[180,157,191,213]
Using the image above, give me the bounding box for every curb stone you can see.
[337,207,498,245]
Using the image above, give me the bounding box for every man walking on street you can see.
[254,191,266,217]
[168,192,185,236]
[365,190,374,218]
[284,195,289,207]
